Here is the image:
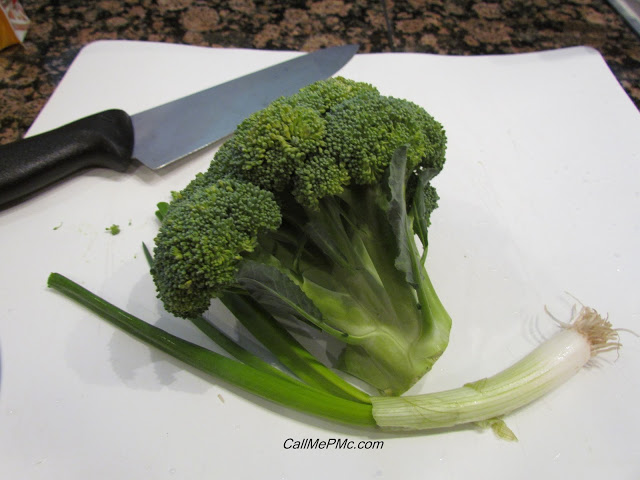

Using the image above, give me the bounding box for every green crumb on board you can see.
[53,222,63,231]
[106,224,121,235]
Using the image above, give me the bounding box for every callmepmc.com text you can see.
[283,438,384,450]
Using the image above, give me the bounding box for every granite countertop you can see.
[1,0,639,145]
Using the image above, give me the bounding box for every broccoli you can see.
[151,77,451,395]
[106,224,121,235]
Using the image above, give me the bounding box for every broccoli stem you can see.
[47,273,375,427]
[293,186,451,395]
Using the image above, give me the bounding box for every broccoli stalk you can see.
[238,148,450,394]
[150,77,451,395]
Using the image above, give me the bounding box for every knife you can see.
[0,44,359,208]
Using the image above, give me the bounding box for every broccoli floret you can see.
[323,91,447,185]
[216,97,326,193]
[152,178,281,318]
[292,76,379,115]
[152,77,452,395]
[105,224,121,235]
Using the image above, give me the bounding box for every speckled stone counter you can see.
[1,0,639,144]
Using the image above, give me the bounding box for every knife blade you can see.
[0,44,359,208]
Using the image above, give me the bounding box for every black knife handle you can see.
[0,109,135,208]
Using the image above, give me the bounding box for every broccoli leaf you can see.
[155,202,169,222]
[236,260,348,340]
[386,146,419,287]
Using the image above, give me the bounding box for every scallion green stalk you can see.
[221,292,372,404]
[47,273,375,427]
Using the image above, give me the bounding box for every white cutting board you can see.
[1,41,639,479]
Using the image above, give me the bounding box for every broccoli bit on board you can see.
[106,224,120,235]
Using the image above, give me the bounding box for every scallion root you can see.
[546,305,622,357]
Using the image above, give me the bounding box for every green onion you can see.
[371,306,621,438]
[47,273,375,427]
[221,292,371,404]
[48,272,621,438]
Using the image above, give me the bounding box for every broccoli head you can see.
[214,97,326,193]
[152,178,281,318]
[152,77,451,395]
[322,91,446,185]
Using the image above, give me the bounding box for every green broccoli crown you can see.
[292,76,379,114]
[152,178,281,318]
[322,91,447,186]
[205,77,446,209]
[152,77,447,320]
[216,97,326,193]
[205,77,380,205]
